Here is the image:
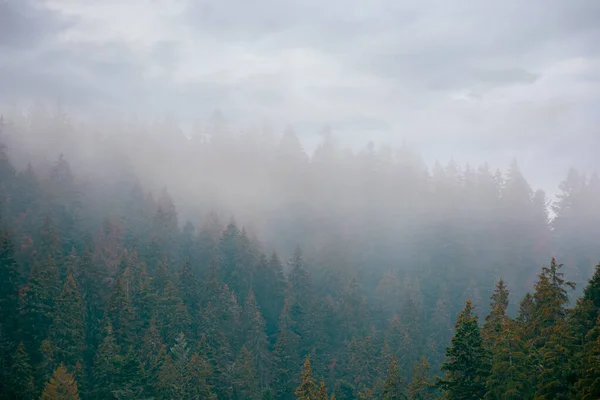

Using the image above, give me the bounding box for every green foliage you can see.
[50,273,85,367]
[40,364,81,400]
[437,300,490,400]
[295,358,318,400]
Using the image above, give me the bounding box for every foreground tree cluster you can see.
[1,114,600,399]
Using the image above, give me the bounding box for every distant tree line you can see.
[1,111,600,398]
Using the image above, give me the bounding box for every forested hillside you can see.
[1,111,600,399]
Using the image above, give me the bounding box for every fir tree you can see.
[381,357,406,400]
[50,272,85,367]
[92,322,121,399]
[295,358,318,400]
[437,300,490,400]
[40,364,81,400]
[9,343,36,399]
[0,229,19,336]
[407,357,434,400]
[243,288,271,386]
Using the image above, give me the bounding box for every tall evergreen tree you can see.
[381,357,406,400]
[50,273,85,367]
[437,300,489,400]
[40,364,81,400]
[8,343,36,399]
[295,358,318,400]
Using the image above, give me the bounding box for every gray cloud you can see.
[0,0,599,191]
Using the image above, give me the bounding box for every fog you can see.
[2,0,600,300]
[2,2,600,396]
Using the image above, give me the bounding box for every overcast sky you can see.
[1,0,599,190]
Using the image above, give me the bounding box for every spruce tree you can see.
[437,300,489,400]
[243,288,271,386]
[407,357,434,400]
[0,229,19,336]
[381,357,406,400]
[106,275,138,348]
[40,364,81,400]
[9,343,36,399]
[92,322,121,399]
[50,273,85,367]
[295,358,318,400]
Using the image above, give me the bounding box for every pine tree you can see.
[532,258,575,399]
[139,317,164,383]
[40,364,81,400]
[106,276,137,348]
[8,343,36,399]
[189,351,217,400]
[21,255,61,352]
[177,257,201,314]
[408,357,434,400]
[482,279,509,343]
[273,300,302,398]
[437,300,489,400]
[317,381,329,400]
[254,251,286,336]
[232,345,261,399]
[0,229,19,336]
[92,322,121,399]
[50,273,85,367]
[157,333,191,399]
[157,281,191,345]
[39,339,57,390]
[242,288,271,386]
[485,317,532,399]
[295,358,318,400]
[570,263,600,397]
[381,357,406,400]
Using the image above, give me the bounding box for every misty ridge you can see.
[2,103,599,305]
[1,104,600,399]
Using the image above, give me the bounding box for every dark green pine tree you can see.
[345,335,381,394]
[177,257,201,314]
[272,298,302,399]
[38,339,57,392]
[287,246,314,350]
[188,351,217,400]
[219,221,241,290]
[37,216,62,273]
[339,276,370,341]
[20,255,61,353]
[157,333,192,400]
[157,280,191,345]
[0,324,14,398]
[254,251,286,336]
[106,276,138,348]
[242,288,271,387]
[0,228,20,336]
[8,343,36,399]
[92,322,121,400]
[482,279,509,344]
[437,300,490,400]
[139,317,164,386]
[111,347,147,400]
[232,345,261,399]
[532,258,575,399]
[574,313,600,398]
[570,263,600,397]
[381,357,406,400]
[407,356,435,400]
[50,272,85,367]
[483,280,531,398]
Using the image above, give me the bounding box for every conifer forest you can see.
[1,109,600,400]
